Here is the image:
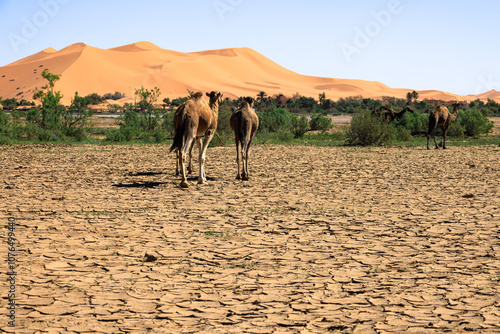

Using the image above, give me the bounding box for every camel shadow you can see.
[186,176,218,182]
[128,171,164,177]
[112,181,166,188]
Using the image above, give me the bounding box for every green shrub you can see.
[309,114,332,132]
[392,111,428,135]
[458,108,494,137]
[291,114,309,138]
[258,107,293,133]
[162,111,175,137]
[346,110,396,146]
[105,129,126,142]
[214,103,233,145]
[446,120,464,138]
[395,126,413,142]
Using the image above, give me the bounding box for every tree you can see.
[411,90,419,103]
[406,92,413,105]
[0,98,18,111]
[134,86,161,131]
[63,92,92,129]
[257,91,267,102]
[32,70,64,129]
[318,92,326,104]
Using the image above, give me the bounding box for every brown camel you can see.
[230,96,259,180]
[373,106,415,121]
[170,91,223,188]
[426,103,459,149]
[173,93,203,176]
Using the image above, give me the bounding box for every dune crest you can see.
[0,41,496,105]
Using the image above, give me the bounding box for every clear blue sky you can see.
[0,0,498,96]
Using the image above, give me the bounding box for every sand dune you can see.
[470,89,500,101]
[0,41,496,105]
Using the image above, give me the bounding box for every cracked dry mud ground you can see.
[0,144,499,334]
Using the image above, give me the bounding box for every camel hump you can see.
[191,92,203,99]
[237,97,255,111]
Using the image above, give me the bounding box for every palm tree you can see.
[257,91,267,102]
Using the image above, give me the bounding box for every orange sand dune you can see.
[0,41,496,105]
[469,89,500,101]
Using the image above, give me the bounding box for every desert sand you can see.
[1,41,499,105]
[0,143,499,333]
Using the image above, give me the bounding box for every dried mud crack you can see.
[0,144,499,333]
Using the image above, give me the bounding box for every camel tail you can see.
[170,111,188,153]
[238,119,251,148]
[427,115,437,136]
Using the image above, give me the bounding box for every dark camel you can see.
[170,91,223,188]
[373,106,415,122]
[230,97,259,180]
[426,103,459,149]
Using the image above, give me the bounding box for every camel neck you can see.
[209,102,220,113]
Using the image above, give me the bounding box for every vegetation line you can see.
[1,71,498,146]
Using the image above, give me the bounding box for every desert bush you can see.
[0,109,13,143]
[83,93,105,105]
[109,87,164,142]
[217,103,234,138]
[446,108,493,138]
[258,107,293,133]
[161,111,175,138]
[458,108,493,137]
[291,114,309,138]
[392,111,428,135]
[309,114,332,132]
[103,91,126,100]
[346,110,396,146]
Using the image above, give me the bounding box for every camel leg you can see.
[241,148,249,180]
[442,127,448,149]
[427,119,438,150]
[241,139,250,181]
[235,136,241,179]
[429,126,439,149]
[175,150,181,176]
[195,137,204,179]
[187,140,195,174]
[433,133,439,149]
[198,131,214,185]
[179,135,194,188]
[243,134,255,180]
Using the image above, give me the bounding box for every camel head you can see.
[402,107,415,113]
[206,91,223,107]
[243,96,255,108]
[450,102,460,121]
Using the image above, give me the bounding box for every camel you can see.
[170,91,223,188]
[173,93,203,176]
[426,102,460,149]
[230,97,259,180]
[373,106,415,122]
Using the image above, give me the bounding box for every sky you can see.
[0,0,499,96]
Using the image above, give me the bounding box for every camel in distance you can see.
[170,91,223,188]
[230,96,259,180]
[373,106,415,122]
[426,102,460,149]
